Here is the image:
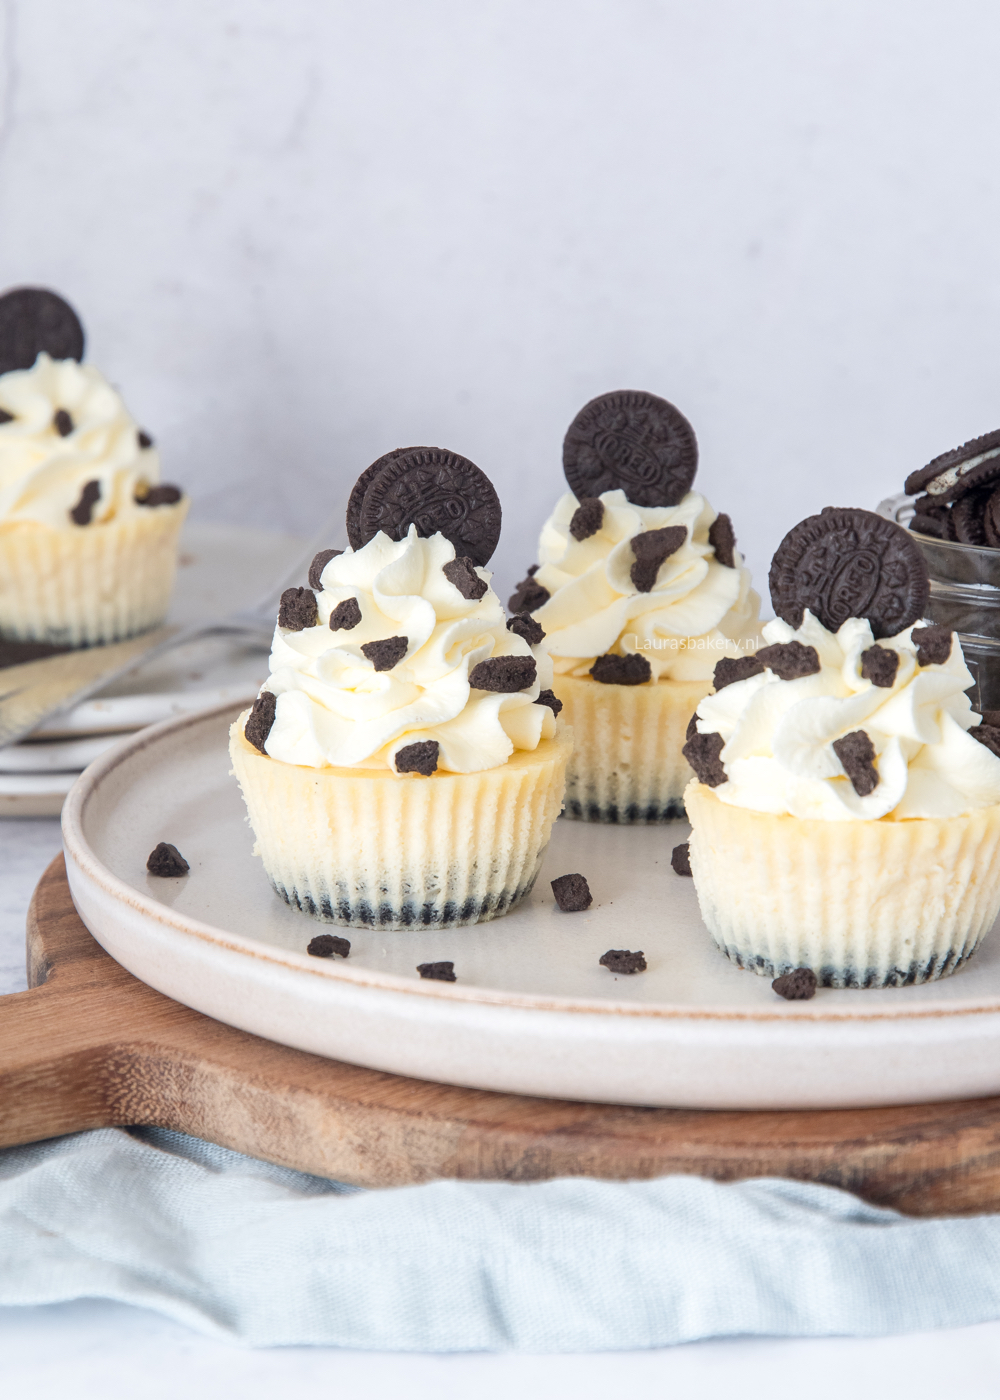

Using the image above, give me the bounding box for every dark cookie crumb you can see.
[713,655,765,690]
[396,739,439,775]
[329,596,362,631]
[527,563,539,576]
[599,948,647,974]
[590,652,652,685]
[683,730,727,787]
[70,479,101,525]
[686,710,700,740]
[629,525,687,593]
[308,548,342,590]
[469,655,537,692]
[138,484,183,507]
[980,709,1000,727]
[551,872,592,911]
[757,641,821,681]
[278,586,319,631]
[138,429,154,449]
[535,688,563,715]
[508,575,550,614]
[362,635,408,671]
[417,961,457,982]
[53,408,73,437]
[569,496,604,541]
[971,723,1000,759]
[832,729,879,796]
[670,842,692,876]
[308,933,351,959]
[708,512,737,567]
[146,842,190,877]
[860,645,900,689]
[912,624,953,667]
[245,690,277,753]
[772,967,817,1000]
[0,408,13,424]
[442,555,488,600]
[507,614,545,646]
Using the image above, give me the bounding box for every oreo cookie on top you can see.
[769,507,929,640]
[563,390,698,508]
[346,446,501,567]
[0,287,85,376]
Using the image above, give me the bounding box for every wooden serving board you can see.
[5,855,1000,1216]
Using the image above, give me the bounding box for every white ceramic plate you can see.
[0,521,305,811]
[61,702,1000,1110]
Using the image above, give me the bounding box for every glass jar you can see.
[877,492,1000,714]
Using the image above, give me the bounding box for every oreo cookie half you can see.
[769,508,929,640]
[951,489,991,547]
[562,390,698,508]
[905,429,1000,505]
[349,447,502,567]
[986,486,1000,549]
[0,287,85,376]
[345,447,410,553]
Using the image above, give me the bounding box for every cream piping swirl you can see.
[262,526,556,772]
[693,611,1000,820]
[530,488,761,681]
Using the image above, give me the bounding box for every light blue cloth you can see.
[3,1126,1000,1350]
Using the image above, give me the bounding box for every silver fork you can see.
[0,509,347,749]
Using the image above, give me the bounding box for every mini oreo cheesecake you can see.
[230,447,571,930]
[684,506,1000,988]
[0,288,187,647]
[510,390,760,822]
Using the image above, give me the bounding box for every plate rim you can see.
[60,701,1000,1027]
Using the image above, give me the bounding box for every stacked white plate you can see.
[0,521,305,816]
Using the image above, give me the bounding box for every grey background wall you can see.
[1,0,997,601]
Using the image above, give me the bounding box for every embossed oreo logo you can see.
[348,447,502,566]
[563,390,698,508]
[769,509,929,641]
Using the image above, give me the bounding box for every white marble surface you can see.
[4,1,1000,598]
[4,818,1000,1391]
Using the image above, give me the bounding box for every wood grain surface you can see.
[4,854,1000,1214]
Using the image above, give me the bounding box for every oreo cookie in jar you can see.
[684,505,1000,990]
[878,428,1000,716]
[509,389,762,823]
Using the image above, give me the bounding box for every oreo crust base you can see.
[271,874,540,929]
[718,943,975,989]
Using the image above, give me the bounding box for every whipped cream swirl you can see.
[694,611,1000,820]
[0,352,163,528]
[530,489,761,681]
[262,526,556,772]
